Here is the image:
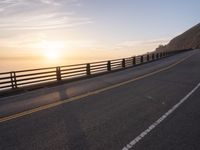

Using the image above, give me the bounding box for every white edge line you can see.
[122,82,200,150]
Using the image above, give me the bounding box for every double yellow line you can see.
[0,54,194,123]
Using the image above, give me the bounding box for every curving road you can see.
[0,49,200,150]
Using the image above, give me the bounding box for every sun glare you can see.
[40,41,64,60]
[45,49,60,60]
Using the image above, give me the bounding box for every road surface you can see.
[0,49,200,150]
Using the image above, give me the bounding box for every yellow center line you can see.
[0,53,194,123]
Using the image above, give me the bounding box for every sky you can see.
[0,0,199,61]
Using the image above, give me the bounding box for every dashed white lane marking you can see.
[122,82,200,150]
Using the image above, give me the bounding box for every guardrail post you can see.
[132,56,136,65]
[156,53,159,59]
[10,72,17,89]
[107,61,111,71]
[152,53,155,60]
[56,67,61,81]
[122,59,126,68]
[86,63,91,75]
[160,52,163,58]
[147,54,150,62]
[162,52,165,57]
[140,55,144,63]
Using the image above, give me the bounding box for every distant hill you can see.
[156,23,200,52]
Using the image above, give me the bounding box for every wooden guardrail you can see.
[0,49,193,94]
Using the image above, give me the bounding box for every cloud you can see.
[119,38,170,47]
[109,38,170,55]
[0,0,92,30]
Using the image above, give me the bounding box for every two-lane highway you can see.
[0,50,200,150]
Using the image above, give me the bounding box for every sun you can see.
[40,41,64,60]
[45,49,60,60]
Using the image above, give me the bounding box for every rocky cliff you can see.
[156,23,200,52]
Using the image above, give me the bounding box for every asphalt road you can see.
[0,49,200,150]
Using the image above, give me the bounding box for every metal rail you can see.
[0,49,193,93]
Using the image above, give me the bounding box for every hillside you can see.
[156,23,200,52]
